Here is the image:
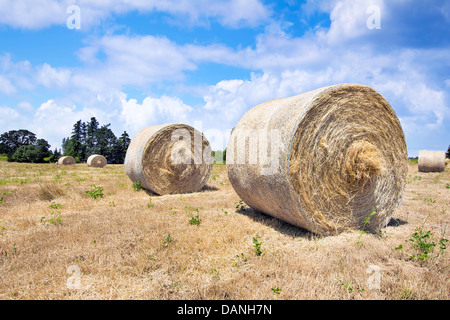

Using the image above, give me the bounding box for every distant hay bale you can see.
[58,156,75,165]
[124,123,213,195]
[87,154,107,168]
[226,83,408,236]
[418,151,446,172]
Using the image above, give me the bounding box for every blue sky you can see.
[0,0,449,156]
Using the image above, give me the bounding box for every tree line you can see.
[0,129,53,163]
[2,123,447,164]
[62,117,130,164]
[0,117,131,164]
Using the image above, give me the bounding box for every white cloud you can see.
[70,34,248,92]
[0,0,67,29]
[379,82,448,131]
[0,106,20,125]
[120,94,193,135]
[36,63,72,88]
[324,0,385,44]
[0,53,35,91]
[33,99,79,144]
[98,35,196,84]
[0,75,16,94]
[17,101,34,113]
[0,0,271,30]
[31,99,112,149]
[204,0,271,27]
[441,2,450,22]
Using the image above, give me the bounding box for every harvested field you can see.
[0,160,448,300]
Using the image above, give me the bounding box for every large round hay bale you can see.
[58,156,75,165]
[124,123,213,195]
[87,154,107,168]
[226,83,408,236]
[418,150,446,172]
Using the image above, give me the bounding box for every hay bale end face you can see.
[124,123,213,195]
[57,156,75,165]
[87,154,107,168]
[226,83,408,236]
[418,150,446,172]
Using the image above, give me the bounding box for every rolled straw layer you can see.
[418,150,446,172]
[58,156,75,165]
[124,123,213,195]
[226,83,408,235]
[87,154,107,168]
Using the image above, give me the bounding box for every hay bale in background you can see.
[418,150,446,172]
[124,123,213,195]
[57,156,75,165]
[87,154,107,168]
[226,83,408,236]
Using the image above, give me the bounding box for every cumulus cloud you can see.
[120,94,193,134]
[36,63,72,88]
[0,0,271,29]
[0,0,67,29]
[29,99,114,149]
[0,106,20,127]
[0,75,16,94]
[32,99,80,147]
[324,0,385,44]
[0,53,35,91]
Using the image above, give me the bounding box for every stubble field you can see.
[0,160,448,300]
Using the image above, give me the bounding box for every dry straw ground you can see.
[0,159,448,300]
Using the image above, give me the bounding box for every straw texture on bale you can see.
[124,123,213,195]
[226,83,408,236]
[58,156,75,165]
[87,154,107,168]
[418,150,446,172]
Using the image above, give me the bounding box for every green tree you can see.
[0,130,38,161]
[86,117,99,155]
[94,124,117,162]
[111,131,131,164]
[48,147,62,163]
[62,118,130,164]
[65,120,87,162]
[11,139,51,163]
[447,145,449,159]
[61,137,70,155]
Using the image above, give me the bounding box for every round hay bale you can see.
[87,154,107,168]
[124,123,213,195]
[226,83,408,236]
[418,150,446,172]
[58,156,75,165]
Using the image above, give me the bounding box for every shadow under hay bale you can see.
[124,123,213,195]
[418,150,446,173]
[386,217,408,227]
[226,83,408,236]
[236,207,313,238]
